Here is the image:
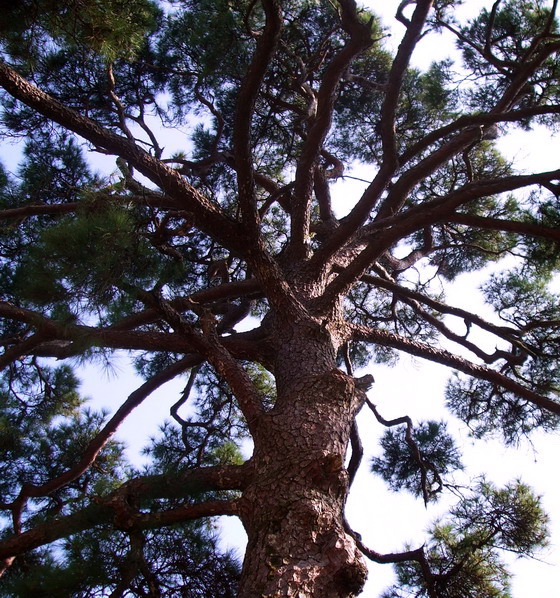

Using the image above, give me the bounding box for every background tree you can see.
[0,0,559,596]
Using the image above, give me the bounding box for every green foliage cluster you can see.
[0,357,241,596]
[0,359,123,518]
[371,421,463,501]
[3,525,240,597]
[383,480,548,598]
[0,0,159,62]
[459,1,560,117]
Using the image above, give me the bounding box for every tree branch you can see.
[233,0,282,236]
[0,61,244,253]
[308,0,434,270]
[0,461,251,567]
[445,212,560,243]
[7,357,194,521]
[0,202,80,221]
[380,0,434,169]
[107,279,262,331]
[319,166,560,311]
[353,271,518,343]
[0,300,268,365]
[351,323,560,415]
[365,398,441,505]
[401,105,560,166]
[137,292,264,434]
[289,0,373,258]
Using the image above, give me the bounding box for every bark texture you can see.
[237,318,368,597]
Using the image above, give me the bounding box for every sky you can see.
[1,1,560,596]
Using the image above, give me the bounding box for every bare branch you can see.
[365,398,440,505]
[351,323,560,415]
[380,0,434,168]
[136,291,264,434]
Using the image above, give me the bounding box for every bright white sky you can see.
[1,1,559,596]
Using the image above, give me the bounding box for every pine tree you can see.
[1,1,559,596]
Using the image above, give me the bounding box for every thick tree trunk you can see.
[237,319,368,597]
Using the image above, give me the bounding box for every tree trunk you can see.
[237,318,368,597]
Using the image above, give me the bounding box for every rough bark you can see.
[236,316,368,597]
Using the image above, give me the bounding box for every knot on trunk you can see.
[305,452,347,496]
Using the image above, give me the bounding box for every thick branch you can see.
[445,212,560,243]
[0,61,244,253]
[0,300,267,363]
[0,202,79,221]
[308,0,434,269]
[290,0,373,256]
[0,333,47,371]
[233,0,282,235]
[320,167,560,309]
[0,462,251,565]
[379,0,434,169]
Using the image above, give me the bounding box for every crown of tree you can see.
[0,1,559,596]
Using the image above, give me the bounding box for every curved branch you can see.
[233,0,282,234]
[108,279,262,331]
[289,0,374,257]
[0,61,244,253]
[353,271,518,342]
[401,105,560,166]
[137,292,264,434]
[308,0,434,270]
[350,323,560,415]
[0,300,268,363]
[377,41,560,221]
[344,516,430,565]
[222,0,313,320]
[9,357,194,512]
[380,0,434,169]
[0,333,47,371]
[0,500,238,569]
[365,398,440,505]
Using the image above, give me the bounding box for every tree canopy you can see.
[0,0,559,596]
